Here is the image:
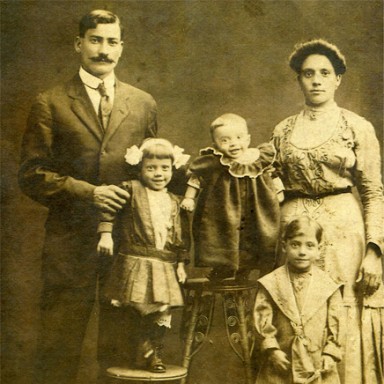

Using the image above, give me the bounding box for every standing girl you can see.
[97,138,190,373]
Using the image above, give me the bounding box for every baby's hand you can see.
[177,262,187,283]
[268,349,291,372]
[180,197,195,211]
[97,233,114,257]
[321,355,336,373]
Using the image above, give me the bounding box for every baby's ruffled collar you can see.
[200,146,274,178]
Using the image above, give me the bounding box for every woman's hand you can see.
[268,349,291,372]
[177,262,187,283]
[97,233,114,257]
[321,355,336,373]
[358,246,383,296]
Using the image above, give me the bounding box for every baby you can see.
[181,113,283,280]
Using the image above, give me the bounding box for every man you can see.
[19,10,157,383]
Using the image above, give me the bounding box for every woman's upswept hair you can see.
[289,39,346,76]
[283,216,323,243]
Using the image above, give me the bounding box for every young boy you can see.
[254,216,344,384]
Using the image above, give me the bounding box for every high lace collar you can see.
[303,101,339,121]
[200,144,276,178]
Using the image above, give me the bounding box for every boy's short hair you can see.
[210,113,248,139]
[289,38,346,76]
[283,216,323,243]
[79,9,124,39]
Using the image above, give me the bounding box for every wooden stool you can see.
[180,278,257,384]
[106,365,187,383]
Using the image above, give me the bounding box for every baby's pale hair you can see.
[210,113,248,139]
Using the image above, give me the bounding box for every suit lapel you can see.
[68,74,104,141]
[102,79,131,145]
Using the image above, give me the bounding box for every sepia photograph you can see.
[1,1,383,383]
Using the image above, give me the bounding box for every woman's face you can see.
[298,54,342,107]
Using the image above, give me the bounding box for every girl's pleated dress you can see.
[101,180,189,315]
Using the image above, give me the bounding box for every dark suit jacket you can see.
[19,74,157,288]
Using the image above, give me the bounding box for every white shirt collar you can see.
[79,67,115,90]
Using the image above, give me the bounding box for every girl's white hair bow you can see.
[124,138,190,169]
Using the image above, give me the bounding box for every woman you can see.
[272,39,384,384]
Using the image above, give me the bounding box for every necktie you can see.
[97,82,112,130]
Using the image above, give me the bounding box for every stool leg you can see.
[235,292,253,384]
[180,290,201,384]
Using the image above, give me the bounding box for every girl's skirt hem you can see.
[103,253,184,307]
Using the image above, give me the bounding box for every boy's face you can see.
[283,226,320,272]
[212,123,250,159]
[140,158,173,191]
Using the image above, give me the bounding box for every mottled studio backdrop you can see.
[1,1,383,384]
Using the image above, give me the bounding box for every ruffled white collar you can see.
[200,144,275,178]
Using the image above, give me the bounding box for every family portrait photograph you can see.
[1,1,383,383]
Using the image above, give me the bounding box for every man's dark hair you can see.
[79,10,124,39]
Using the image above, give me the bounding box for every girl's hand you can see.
[180,197,195,211]
[268,349,291,372]
[357,246,382,296]
[177,262,187,283]
[321,355,336,373]
[97,233,114,257]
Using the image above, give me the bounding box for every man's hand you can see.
[177,262,187,283]
[268,349,291,372]
[97,233,114,257]
[357,246,382,296]
[93,185,130,213]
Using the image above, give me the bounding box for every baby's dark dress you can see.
[189,143,280,273]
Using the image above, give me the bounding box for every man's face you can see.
[75,23,123,79]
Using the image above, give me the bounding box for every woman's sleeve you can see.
[270,122,285,179]
[253,285,281,351]
[322,288,345,362]
[352,120,384,254]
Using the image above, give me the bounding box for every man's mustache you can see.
[91,55,114,63]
